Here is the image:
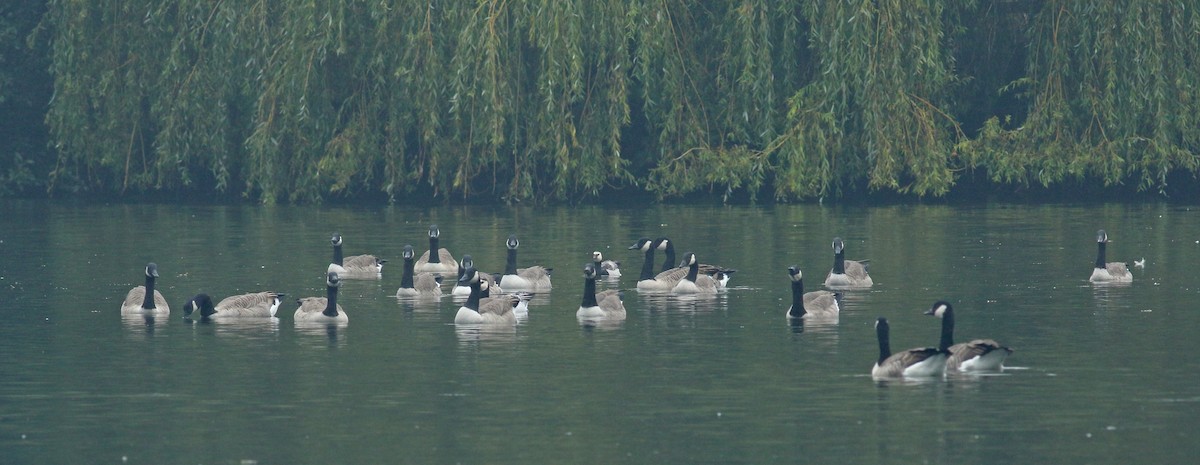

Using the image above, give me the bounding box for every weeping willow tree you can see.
[32,0,1200,203]
[962,1,1200,194]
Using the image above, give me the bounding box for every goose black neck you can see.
[833,250,846,274]
[685,260,699,282]
[333,244,344,266]
[142,274,157,310]
[639,248,657,280]
[427,236,441,263]
[323,284,340,317]
[401,257,416,288]
[661,243,676,273]
[198,296,217,318]
[581,277,598,307]
[505,248,518,275]
[789,280,806,318]
[464,280,482,311]
[939,308,955,351]
[1095,241,1107,269]
[594,258,608,276]
[877,322,892,364]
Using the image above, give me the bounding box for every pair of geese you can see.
[118,262,289,321]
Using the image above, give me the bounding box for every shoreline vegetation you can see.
[2,1,1199,204]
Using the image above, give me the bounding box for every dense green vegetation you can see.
[3,1,1198,203]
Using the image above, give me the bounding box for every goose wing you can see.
[948,339,1012,367]
[216,292,279,316]
[802,291,840,316]
[344,254,381,270]
[122,286,146,308]
[414,273,442,293]
[478,295,516,318]
[1105,262,1131,279]
[844,260,871,280]
[875,347,943,377]
[516,266,550,280]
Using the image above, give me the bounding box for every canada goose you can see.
[328,233,385,278]
[592,251,621,278]
[184,292,286,319]
[672,252,720,294]
[924,301,1013,372]
[577,263,627,321]
[455,267,519,325]
[396,244,443,297]
[1089,230,1133,283]
[824,237,873,288]
[414,224,459,274]
[871,317,947,378]
[499,235,552,291]
[121,262,170,315]
[785,266,839,319]
[295,272,348,323]
[631,238,675,291]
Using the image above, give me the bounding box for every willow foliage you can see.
[962,1,1200,194]
[32,0,1200,202]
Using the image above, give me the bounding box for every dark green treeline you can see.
[4,1,1199,203]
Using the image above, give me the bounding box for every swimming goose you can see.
[184,291,287,319]
[672,252,721,294]
[924,301,1013,372]
[498,235,552,291]
[328,233,385,278]
[414,224,459,274]
[455,267,519,325]
[654,237,736,287]
[592,251,621,278]
[577,263,626,321]
[1089,230,1132,283]
[396,244,443,297]
[295,271,348,323]
[785,266,839,319]
[824,237,873,288]
[121,262,170,316]
[871,317,947,378]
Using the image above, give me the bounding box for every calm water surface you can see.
[1,200,1199,464]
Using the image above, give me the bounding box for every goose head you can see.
[832,237,845,255]
[182,293,213,316]
[326,271,342,288]
[459,255,474,270]
[506,235,520,250]
[787,266,803,282]
[628,237,654,252]
[145,262,160,278]
[458,267,480,285]
[584,262,600,280]
[428,224,441,238]
[330,233,343,247]
[678,252,699,268]
[923,300,953,318]
[402,244,415,260]
[1096,229,1109,243]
